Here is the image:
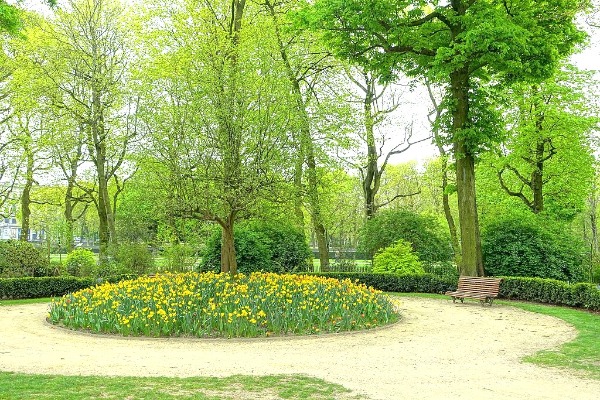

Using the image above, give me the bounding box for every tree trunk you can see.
[267,3,328,269]
[440,154,462,266]
[94,132,111,261]
[293,140,305,230]
[220,216,238,275]
[306,144,329,270]
[362,77,379,219]
[19,143,34,242]
[531,139,545,214]
[451,68,484,276]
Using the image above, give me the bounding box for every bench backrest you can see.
[457,276,501,295]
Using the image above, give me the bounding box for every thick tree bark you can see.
[220,214,238,275]
[451,68,484,276]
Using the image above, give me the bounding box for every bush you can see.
[359,209,453,262]
[499,276,600,311]
[308,272,457,294]
[0,240,49,278]
[0,275,137,300]
[372,240,425,275]
[199,221,311,273]
[64,248,97,277]
[161,243,197,272]
[422,261,459,280]
[111,243,155,276]
[482,217,585,281]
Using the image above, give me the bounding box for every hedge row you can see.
[0,275,136,300]
[307,272,457,294]
[310,273,600,312]
[2,273,600,312]
[499,276,600,311]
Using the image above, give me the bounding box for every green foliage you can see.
[64,248,96,277]
[372,240,424,275]
[482,216,585,281]
[0,276,95,299]
[111,243,154,276]
[500,277,600,311]
[0,275,135,300]
[199,222,311,273]
[359,209,453,262]
[49,272,398,337]
[422,262,459,280]
[160,243,197,272]
[0,371,358,400]
[309,272,456,294]
[0,240,49,278]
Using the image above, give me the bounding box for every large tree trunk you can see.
[451,68,484,276]
[220,215,238,275]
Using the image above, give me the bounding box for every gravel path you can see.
[1,296,599,399]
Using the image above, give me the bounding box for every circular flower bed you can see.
[48,272,399,338]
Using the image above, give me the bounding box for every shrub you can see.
[0,240,49,278]
[65,248,96,277]
[372,240,425,275]
[499,276,600,311]
[161,243,197,272]
[0,275,137,300]
[111,243,155,276]
[482,217,585,281]
[48,272,398,337]
[422,261,459,280]
[199,221,311,273]
[359,209,453,262]
[308,272,456,294]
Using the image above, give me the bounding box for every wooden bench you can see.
[445,276,502,306]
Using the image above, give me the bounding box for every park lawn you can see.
[0,373,364,400]
[512,302,600,380]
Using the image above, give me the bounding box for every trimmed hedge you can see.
[0,275,137,300]
[500,276,600,311]
[3,272,600,312]
[307,272,457,294]
[309,273,600,312]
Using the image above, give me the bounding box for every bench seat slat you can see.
[445,276,502,306]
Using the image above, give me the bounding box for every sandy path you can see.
[0,296,598,399]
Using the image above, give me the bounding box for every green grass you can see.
[0,373,365,400]
[0,297,52,306]
[506,301,600,379]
